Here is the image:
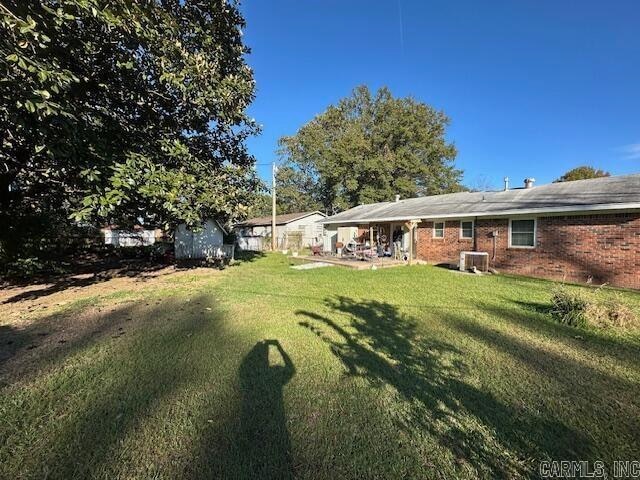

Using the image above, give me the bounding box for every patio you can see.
[297,255,408,270]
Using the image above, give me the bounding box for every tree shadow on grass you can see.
[0,260,170,304]
[446,310,640,433]
[297,296,592,478]
[232,250,267,265]
[0,297,155,386]
[0,304,137,387]
[0,294,229,479]
[491,299,640,371]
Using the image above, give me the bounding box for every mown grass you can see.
[1,254,639,479]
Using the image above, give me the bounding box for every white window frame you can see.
[508,218,537,248]
[459,220,474,240]
[433,221,445,239]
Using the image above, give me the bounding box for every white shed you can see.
[174,219,232,260]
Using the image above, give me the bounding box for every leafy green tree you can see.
[554,166,610,182]
[0,1,258,267]
[246,191,271,218]
[274,165,322,214]
[277,85,462,213]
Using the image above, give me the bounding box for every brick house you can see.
[321,174,640,289]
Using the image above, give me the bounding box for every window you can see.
[510,219,536,247]
[460,220,474,239]
[433,221,444,238]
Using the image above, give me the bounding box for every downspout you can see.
[408,220,417,265]
[473,216,478,252]
[492,230,497,263]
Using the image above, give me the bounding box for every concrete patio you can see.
[296,255,407,270]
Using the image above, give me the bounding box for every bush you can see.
[2,256,70,279]
[551,285,639,329]
[551,286,591,327]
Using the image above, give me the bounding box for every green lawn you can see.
[1,254,639,479]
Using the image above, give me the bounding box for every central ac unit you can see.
[459,251,489,272]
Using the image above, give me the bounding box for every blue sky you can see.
[240,0,640,189]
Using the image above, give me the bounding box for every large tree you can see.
[554,166,610,183]
[276,85,462,213]
[0,0,258,265]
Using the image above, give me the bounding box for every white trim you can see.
[319,203,640,224]
[508,218,537,249]
[280,210,327,224]
[433,221,445,239]
[460,219,474,240]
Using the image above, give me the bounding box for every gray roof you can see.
[321,174,640,224]
[237,210,325,227]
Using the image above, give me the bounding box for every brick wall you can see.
[416,213,640,289]
[416,220,475,265]
[357,224,369,242]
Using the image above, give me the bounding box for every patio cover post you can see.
[369,225,374,262]
[404,220,419,265]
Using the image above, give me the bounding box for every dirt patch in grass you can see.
[0,265,221,384]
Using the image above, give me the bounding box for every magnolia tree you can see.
[0,0,260,266]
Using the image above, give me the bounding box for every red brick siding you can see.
[357,225,369,242]
[416,220,475,265]
[416,213,640,289]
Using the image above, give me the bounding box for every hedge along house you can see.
[320,174,640,289]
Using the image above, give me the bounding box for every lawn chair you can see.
[344,240,359,258]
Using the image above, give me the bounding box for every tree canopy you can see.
[1,0,258,266]
[276,86,463,214]
[554,166,610,183]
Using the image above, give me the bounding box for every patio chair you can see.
[344,240,361,259]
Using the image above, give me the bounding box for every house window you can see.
[433,221,444,238]
[460,220,474,239]
[509,219,536,247]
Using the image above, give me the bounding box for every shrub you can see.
[2,256,70,279]
[550,285,639,330]
[551,286,590,327]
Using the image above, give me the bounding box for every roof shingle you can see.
[321,174,640,224]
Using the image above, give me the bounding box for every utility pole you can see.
[271,162,277,251]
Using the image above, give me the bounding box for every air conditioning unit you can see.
[459,251,489,272]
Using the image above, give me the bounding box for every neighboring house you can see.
[102,225,163,247]
[175,219,233,260]
[321,174,640,290]
[235,211,326,250]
